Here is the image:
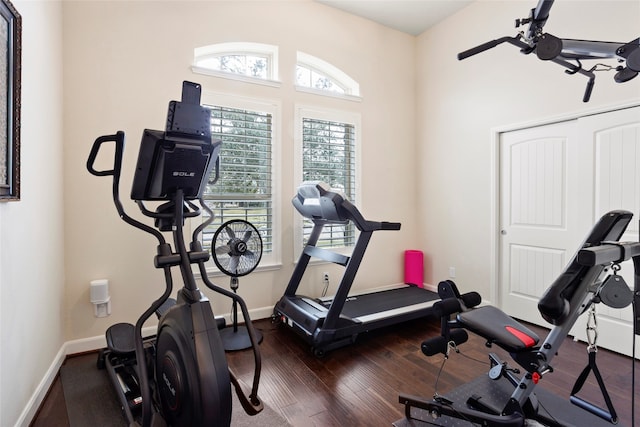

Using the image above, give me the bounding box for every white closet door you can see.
[499,120,593,326]
[499,105,640,357]
[571,106,640,357]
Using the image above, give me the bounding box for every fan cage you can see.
[211,219,263,277]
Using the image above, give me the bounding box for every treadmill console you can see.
[292,181,349,224]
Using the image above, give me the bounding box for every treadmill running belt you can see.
[332,286,438,319]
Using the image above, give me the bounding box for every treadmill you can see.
[274,181,439,356]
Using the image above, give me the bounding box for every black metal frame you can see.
[458,0,639,102]
[0,0,20,200]
[398,210,640,426]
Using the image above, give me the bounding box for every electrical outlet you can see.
[449,267,456,278]
[323,272,329,283]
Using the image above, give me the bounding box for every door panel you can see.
[571,106,640,357]
[499,120,591,325]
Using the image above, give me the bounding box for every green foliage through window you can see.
[202,106,273,254]
[197,55,268,79]
[302,117,356,248]
[296,65,345,94]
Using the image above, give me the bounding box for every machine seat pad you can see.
[457,306,540,352]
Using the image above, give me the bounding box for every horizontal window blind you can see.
[202,106,273,253]
[302,117,356,248]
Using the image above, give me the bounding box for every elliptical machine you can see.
[88,81,263,427]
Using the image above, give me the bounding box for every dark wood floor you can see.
[32,316,639,426]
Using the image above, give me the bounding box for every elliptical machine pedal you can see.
[98,322,146,422]
[106,323,136,354]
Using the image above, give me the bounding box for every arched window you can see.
[192,42,279,85]
[296,52,360,98]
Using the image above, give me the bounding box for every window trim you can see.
[293,105,362,261]
[191,66,282,88]
[295,51,362,101]
[192,42,282,87]
[193,91,282,274]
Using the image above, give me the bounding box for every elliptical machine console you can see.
[88,81,263,427]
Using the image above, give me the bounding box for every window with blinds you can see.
[302,117,356,248]
[201,106,273,254]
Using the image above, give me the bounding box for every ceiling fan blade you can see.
[228,256,240,274]
[215,244,231,255]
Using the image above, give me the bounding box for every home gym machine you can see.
[396,210,640,426]
[89,81,263,427]
[457,0,639,102]
[273,181,439,356]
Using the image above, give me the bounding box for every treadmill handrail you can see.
[333,194,402,232]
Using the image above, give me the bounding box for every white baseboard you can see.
[14,346,66,427]
[241,305,276,322]
[63,325,159,355]
[423,282,437,293]
[63,305,277,356]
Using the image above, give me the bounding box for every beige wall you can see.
[62,0,418,342]
[416,0,640,300]
[3,1,639,425]
[0,1,64,425]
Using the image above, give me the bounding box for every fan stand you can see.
[211,219,264,351]
[219,277,263,351]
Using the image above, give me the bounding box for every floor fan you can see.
[211,219,263,351]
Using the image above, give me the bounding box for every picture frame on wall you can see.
[0,0,20,201]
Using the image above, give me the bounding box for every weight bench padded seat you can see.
[457,306,540,352]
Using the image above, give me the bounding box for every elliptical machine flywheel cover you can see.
[156,324,198,426]
[155,303,232,427]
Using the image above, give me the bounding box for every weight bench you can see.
[397,210,640,426]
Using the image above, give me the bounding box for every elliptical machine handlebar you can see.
[87,132,124,177]
[87,131,166,244]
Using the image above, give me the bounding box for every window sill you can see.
[294,85,362,102]
[191,66,282,88]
